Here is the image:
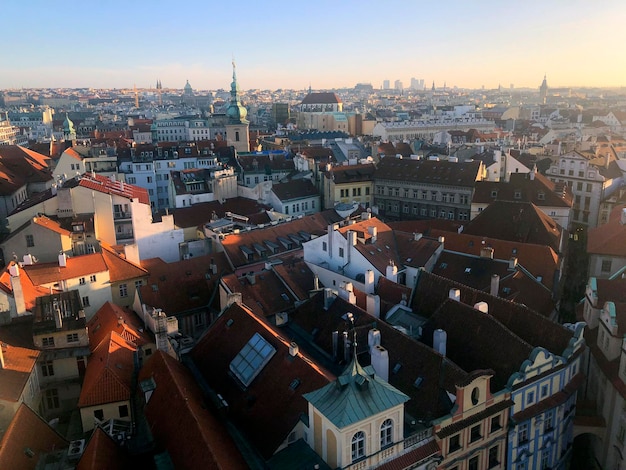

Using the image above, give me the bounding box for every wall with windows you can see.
[306,403,405,469]
[80,400,131,432]
[0,221,72,266]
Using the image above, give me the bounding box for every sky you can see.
[3,0,625,91]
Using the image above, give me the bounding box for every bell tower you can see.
[225,61,250,153]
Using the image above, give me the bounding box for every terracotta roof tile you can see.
[76,427,132,470]
[88,302,152,349]
[32,215,71,236]
[139,253,229,314]
[0,404,67,469]
[189,303,333,458]
[0,318,40,403]
[0,262,58,311]
[78,331,136,408]
[22,253,108,286]
[78,173,150,205]
[462,200,562,252]
[139,351,248,469]
[587,205,626,256]
[101,244,149,282]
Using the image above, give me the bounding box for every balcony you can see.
[116,231,134,243]
[114,211,132,221]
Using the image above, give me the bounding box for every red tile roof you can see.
[139,253,229,314]
[189,303,334,458]
[0,404,67,470]
[587,205,626,256]
[101,244,149,282]
[462,200,562,252]
[0,262,58,311]
[78,172,150,205]
[220,270,294,318]
[22,253,108,286]
[426,229,559,289]
[88,301,153,349]
[78,331,136,408]
[76,427,132,470]
[0,318,40,403]
[140,351,248,469]
[0,146,53,196]
[32,215,71,236]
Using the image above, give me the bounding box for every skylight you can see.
[230,332,276,387]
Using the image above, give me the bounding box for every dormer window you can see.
[490,190,498,198]
[514,190,522,199]
[537,192,545,200]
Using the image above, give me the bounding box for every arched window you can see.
[380,419,393,448]
[351,431,365,462]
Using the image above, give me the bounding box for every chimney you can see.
[0,343,5,369]
[361,211,371,220]
[338,282,356,305]
[313,274,320,291]
[289,342,299,357]
[347,230,357,246]
[480,246,494,259]
[118,316,124,326]
[367,328,381,353]
[58,252,67,268]
[386,261,398,282]
[327,224,336,259]
[438,236,445,245]
[371,345,389,382]
[323,288,337,310]
[433,329,447,356]
[529,167,536,180]
[366,294,381,318]
[413,232,423,241]
[364,270,375,293]
[343,331,351,362]
[332,331,339,360]
[449,288,461,302]
[474,301,489,313]
[55,308,63,330]
[509,257,518,270]
[621,208,626,225]
[226,292,242,307]
[490,274,500,297]
[367,226,378,243]
[9,265,26,316]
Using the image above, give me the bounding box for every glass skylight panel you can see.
[230,332,276,387]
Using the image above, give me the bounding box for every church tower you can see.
[539,74,548,104]
[62,113,76,146]
[225,62,250,153]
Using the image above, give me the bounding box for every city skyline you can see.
[3,0,626,91]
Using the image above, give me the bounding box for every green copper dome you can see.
[226,62,248,124]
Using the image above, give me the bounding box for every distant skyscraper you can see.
[539,74,548,104]
[410,77,419,89]
[383,80,390,90]
[419,79,424,90]
[394,80,403,91]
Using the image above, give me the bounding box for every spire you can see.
[226,60,248,124]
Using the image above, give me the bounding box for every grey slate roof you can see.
[303,357,409,429]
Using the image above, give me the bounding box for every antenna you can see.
[347,312,357,358]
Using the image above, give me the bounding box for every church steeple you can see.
[226,61,248,125]
[225,61,250,152]
[539,74,548,104]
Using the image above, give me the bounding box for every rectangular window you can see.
[470,424,482,442]
[230,332,276,387]
[42,337,55,348]
[541,384,549,398]
[365,187,370,196]
[119,283,128,298]
[468,456,479,470]
[491,415,501,432]
[79,277,86,285]
[119,404,129,418]
[67,333,79,343]
[601,259,612,273]
[322,242,327,251]
[527,391,535,405]
[94,409,104,421]
[82,296,90,307]
[41,360,54,376]
[45,389,60,409]
[518,422,529,444]
[339,247,344,258]
[449,434,461,452]
[488,445,499,468]
[544,410,554,432]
